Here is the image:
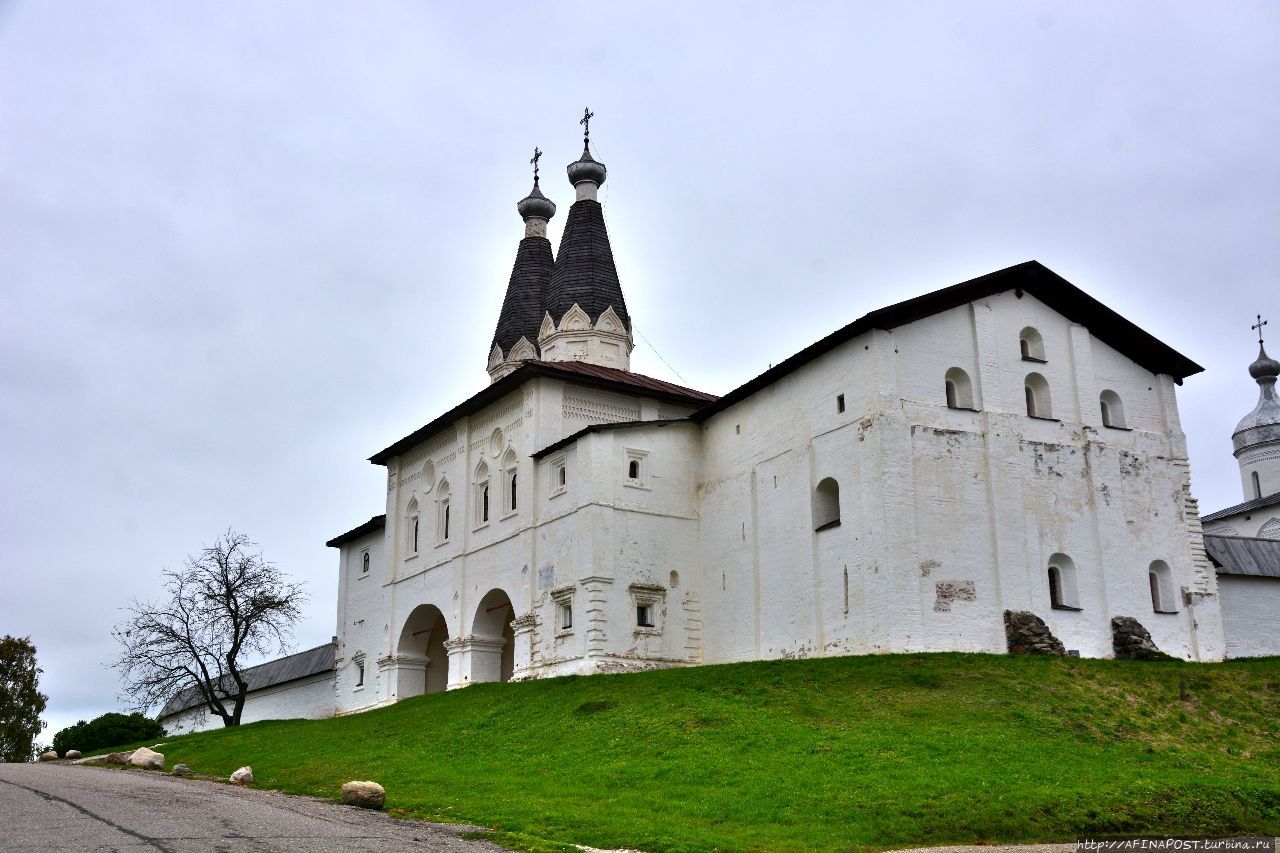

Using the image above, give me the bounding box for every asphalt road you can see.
[0,763,505,852]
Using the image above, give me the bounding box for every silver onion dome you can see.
[1248,342,1280,381]
[566,142,607,188]
[516,178,556,222]
[1233,342,1280,445]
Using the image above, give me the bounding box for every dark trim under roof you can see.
[1203,534,1280,578]
[369,361,715,465]
[532,418,692,460]
[689,260,1204,423]
[1201,492,1280,523]
[158,642,336,718]
[325,515,386,548]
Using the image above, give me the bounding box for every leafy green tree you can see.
[52,712,165,756]
[0,636,48,762]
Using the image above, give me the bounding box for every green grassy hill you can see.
[119,654,1279,852]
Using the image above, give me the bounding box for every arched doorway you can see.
[396,603,450,697]
[470,588,515,683]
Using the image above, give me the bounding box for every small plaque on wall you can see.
[538,567,555,590]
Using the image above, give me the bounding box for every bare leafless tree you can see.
[112,530,306,727]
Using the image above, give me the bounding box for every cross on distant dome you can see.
[530,147,542,180]
[1253,314,1268,345]
[580,107,594,141]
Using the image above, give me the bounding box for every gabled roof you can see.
[1203,534,1280,578]
[368,360,715,465]
[158,642,336,718]
[689,260,1204,423]
[545,199,630,329]
[1201,492,1280,523]
[325,515,386,548]
[532,418,692,460]
[491,235,554,358]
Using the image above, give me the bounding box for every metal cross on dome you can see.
[1253,313,1268,345]
[581,107,594,142]
[530,147,542,180]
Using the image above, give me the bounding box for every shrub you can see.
[53,712,165,756]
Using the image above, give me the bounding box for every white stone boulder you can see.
[230,766,253,786]
[37,751,58,762]
[128,747,165,770]
[64,749,82,760]
[340,781,386,810]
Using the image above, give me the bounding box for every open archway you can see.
[396,603,451,697]
[470,588,515,683]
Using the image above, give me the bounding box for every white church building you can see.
[162,118,1276,733]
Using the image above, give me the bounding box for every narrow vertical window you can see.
[836,394,845,413]
[510,472,518,511]
[356,662,365,687]
[1253,471,1262,500]
[1048,566,1063,608]
[946,380,958,409]
[559,465,567,487]
[444,504,451,540]
[482,485,490,522]
[842,566,849,615]
[361,552,370,574]
[412,518,419,553]
[560,603,573,630]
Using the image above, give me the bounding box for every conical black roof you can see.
[491,235,554,357]
[545,199,630,330]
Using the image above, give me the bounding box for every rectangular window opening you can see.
[836,394,845,413]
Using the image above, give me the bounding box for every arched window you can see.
[436,480,451,543]
[406,497,420,556]
[1024,372,1052,419]
[1099,390,1126,428]
[1148,560,1177,613]
[1019,327,1046,361]
[813,477,841,531]
[628,459,640,479]
[944,367,975,410]
[503,449,518,514]
[669,570,680,588]
[361,552,370,574]
[1253,471,1262,500]
[474,462,490,526]
[1047,553,1080,609]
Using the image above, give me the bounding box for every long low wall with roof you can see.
[1218,575,1280,658]
[159,671,336,735]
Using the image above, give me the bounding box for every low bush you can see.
[53,712,165,757]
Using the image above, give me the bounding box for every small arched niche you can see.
[1019,327,1046,361]
[944,367,975,410]
[1148,560,1177,613]
[1047,552,1080,610]
[1099,390,1126,428]
[1024,372,1052,419]
[813,477,841,531]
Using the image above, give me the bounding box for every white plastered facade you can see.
[160,671,337,735]
[330,288,1227,716]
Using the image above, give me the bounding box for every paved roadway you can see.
[0,763,504,852]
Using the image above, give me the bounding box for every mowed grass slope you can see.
[131,654,1278,852]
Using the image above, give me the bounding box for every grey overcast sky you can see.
[2,1,1277,740]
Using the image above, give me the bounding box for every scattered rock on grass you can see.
[171,764,193,776]
[38,751,58,762]
[340,781,386,810]
[1004,610,1066,655]
[230,766,253,786]
[64,750,82,760]
[1112,616,1173,661]
[104,751,134,765]
[128,747,165,770]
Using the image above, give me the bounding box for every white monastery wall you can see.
[695,293,1224,663]
[1203,508,1280,539]
[1217,575,1280,658]
[161,671,336,735]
